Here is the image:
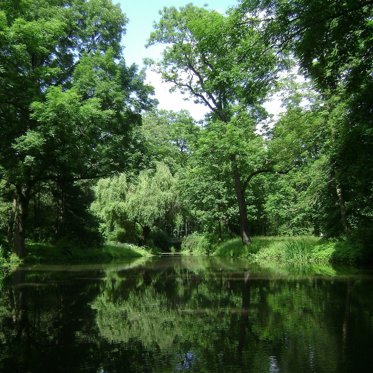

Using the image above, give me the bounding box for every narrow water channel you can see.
[0,256,372,373]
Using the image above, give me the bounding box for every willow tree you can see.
[147,5,277,244]
[0,0,153,256]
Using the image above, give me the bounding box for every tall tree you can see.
[242,0,373,240]
[181,111,271,238]
[0,0,154,256]
[147,5,277,244]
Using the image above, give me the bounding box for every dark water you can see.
[0,256,373,373]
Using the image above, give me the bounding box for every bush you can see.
[0,245,22,270]
[181,233,215,255]
[108,222,141,245]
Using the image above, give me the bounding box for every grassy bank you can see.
[182,234,365,265]
[1,235,366,267]
[22,241,153,264]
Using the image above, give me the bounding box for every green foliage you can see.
[126,162,179,230]
[244,0,373,95]
[20,180,102,246]
[0,245,22,271]
[91,174,130,241]
[212,236,364,265]
[148,4,277,115]
[24,241,151,264]
[180,112,271,235]
[0,190,11,233]
[261,81,327,235]
[148,4,278,244]
[91,162,182,249]
[140,110,198,173]
[149,229,171,252]
[1,0,371,261]
[252,237,325,264]
[212,238,248,258]
[0,0,154,255]
[242,0,373,248]
[181,233,215,255]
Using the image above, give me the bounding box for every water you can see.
[0,256,372,373]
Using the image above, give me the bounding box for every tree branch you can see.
[243,166,293,190]
[243,168,274,190]
[183,52,222,110]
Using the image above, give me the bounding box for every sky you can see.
[117,0,281,120]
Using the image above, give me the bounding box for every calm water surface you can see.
[0,256,372,373]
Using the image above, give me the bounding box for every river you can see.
[0,256,372,372]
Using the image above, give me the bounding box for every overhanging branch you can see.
[243,166,293,190]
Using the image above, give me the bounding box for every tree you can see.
[90,174,133,243]
[181,111,271,238]
[126,162,180,243]
[241,0,373,241]
[265,104,328,235]
[147,5,277,244]
[91,162,182,246]
[140,109,198,173]
[0,0,154,256]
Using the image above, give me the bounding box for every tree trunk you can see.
[13,186,30,258]
[232,164,251,245]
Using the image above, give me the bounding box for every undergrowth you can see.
[183,235,364,265]
[181,233,215,255]
[0,245,22,281]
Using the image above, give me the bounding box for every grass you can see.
[24,241,153,264]
[211,235,364,265]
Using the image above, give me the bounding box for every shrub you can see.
[0,245,22,270]
[181,233,215,255]
[106,221,141,245]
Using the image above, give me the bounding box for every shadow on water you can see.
[0,256,372,373]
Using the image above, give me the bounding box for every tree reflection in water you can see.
[0,257,372,373]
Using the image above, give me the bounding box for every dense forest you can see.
[0,0,372,261]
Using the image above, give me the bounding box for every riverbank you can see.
[0,235,367,267]
[19,241,154,264]
[181,235,366,266]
